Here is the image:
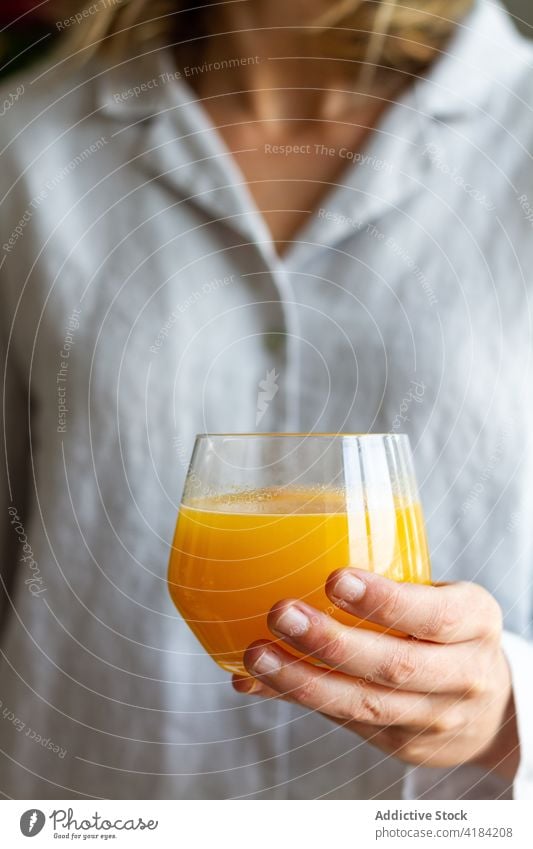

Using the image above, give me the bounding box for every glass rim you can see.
[195,432,410,440]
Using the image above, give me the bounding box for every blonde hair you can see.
[53,0,474,76]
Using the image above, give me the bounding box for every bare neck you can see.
[184,1,404,127]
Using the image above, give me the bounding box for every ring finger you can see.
[243,639,456,729]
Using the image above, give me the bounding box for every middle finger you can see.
[267,599,473,693]
[243,639,459,729]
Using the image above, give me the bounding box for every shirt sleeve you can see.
[402,630,533,800]
[0,283,30,633]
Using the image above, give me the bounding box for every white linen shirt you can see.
[1,0,533,799]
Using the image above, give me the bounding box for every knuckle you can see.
[379,642,418,687]
[315,630,349,668]
[290,675,320,706]
[379,585,405,626]
[457,642,493,695]
[432,707,463,735]
[480,593,503,639]
[465,672,489,699]
[418,595,457,640]
[350,687,389,725]
[460,652,491,696]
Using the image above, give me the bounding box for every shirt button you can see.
[263,330,285,354]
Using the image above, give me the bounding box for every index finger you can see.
[326,569,502,643]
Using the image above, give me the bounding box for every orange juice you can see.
[168,488,431,674]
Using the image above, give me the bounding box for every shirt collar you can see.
[95,45,179,119]
[96,46,276,249]
[413,0,530,119]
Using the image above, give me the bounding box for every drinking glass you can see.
[168,433,431,675]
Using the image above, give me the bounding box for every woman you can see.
[0,0,532,799]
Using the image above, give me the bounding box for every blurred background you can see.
[0,0,532,81]
[506,0,533,32]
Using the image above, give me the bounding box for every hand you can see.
[233,570,519,779]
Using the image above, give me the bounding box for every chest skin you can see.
[199,93,395,254]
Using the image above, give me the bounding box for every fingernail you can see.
[252,648,282,676]
[271,604,310,639]
[332,571,366,602]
